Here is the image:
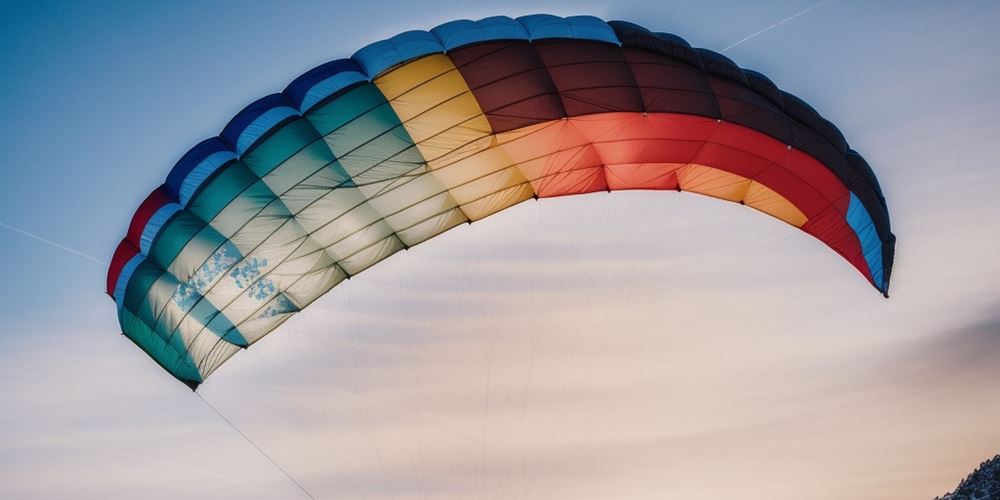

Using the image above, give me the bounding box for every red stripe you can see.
[106,239,140,296]
[493,112,869,283]
[125,185,172,247]
[110,185,171,299]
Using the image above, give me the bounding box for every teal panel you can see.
[135,272,181,338]
[148,211,205,271]
[187,162,259,223]
[306,84,387,135]
[203,309,246,346]
[241,118,323,178]
[165,223,230,281]
[259,139,338,195]
[122,260,164,313]
[120,307,202,384]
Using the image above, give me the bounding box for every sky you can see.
[1,0,999,498]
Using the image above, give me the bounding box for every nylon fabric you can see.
[105,14,894,387]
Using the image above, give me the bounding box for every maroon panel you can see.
[707,75,793,145]
[789,120,849,180]
[125,185,172,247]
[533,39,644,116]
[449,41,565,133]
[622,47,720,117]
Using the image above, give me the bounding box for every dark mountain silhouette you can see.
[937,455,1000,499]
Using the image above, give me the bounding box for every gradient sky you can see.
[2,1,1000,499]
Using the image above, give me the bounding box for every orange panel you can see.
[604,163,684,190]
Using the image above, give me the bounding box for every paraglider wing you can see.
[106,15,894,388]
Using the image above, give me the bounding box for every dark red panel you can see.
[533,39,644,116]
[449,41,565,133]
[447,40,881,272]
[621,47,719,116]
[790,120,849,181]
[707,75,793,145]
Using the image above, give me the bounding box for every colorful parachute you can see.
[107,15,894,388]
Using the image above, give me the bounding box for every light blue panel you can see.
[565,15,620,44]
[179,150,237,206]
[431,16,529,50]
[299,70,368,112]
[235,106,300,154]
[139,203,182,254]
[352,30,444,78]
[352,40,396,77]
[392,30,444,62]
[517,14,573,39]
[431,19,481,49]
[478,15,531,40]
[516,14,619,44]
[114,254,145,307]
[846,193,884,290]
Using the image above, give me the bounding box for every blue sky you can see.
[1,1,1000,498]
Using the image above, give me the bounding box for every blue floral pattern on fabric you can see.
[250,279,276,300]
[229,257,276,301]
[230,257,266,288]
[171,244,239,308]
[257,295,298,319]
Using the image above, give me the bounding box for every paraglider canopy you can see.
[106,14,894,388]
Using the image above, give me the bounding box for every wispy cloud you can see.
[722,0,833,53]
[0,221,106,266]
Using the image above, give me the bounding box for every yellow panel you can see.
[460,183,536,220]
[677,164,751,202]
[430,138,536,220]
[374,54,492,165]
[374,54,455,101]
[376,54,535,221]
[679,164,807,227]
[744,181,808,227]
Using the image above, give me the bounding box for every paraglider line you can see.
[195,391,315,500]
[722,0,833,53]
[0,221,107,265]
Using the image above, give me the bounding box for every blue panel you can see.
[352,40,396,77]
[139,203,182,254]
[517,14,573,39]
[846,193,885,291]
[289,62,368,113]
[432,19,483,49]
[431,16,528,50]
[478,15,531,41]
[298,71,367,113]
[284,59,366,112]
[392,30,444,61]
[234,106,299,154]
[114,254,145,307]
[221,94,299,153]
[178,150,237,206]
[165,137,232,201]
[517,14,619,44]
[352,30,444,78]
[564,15,620,44]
